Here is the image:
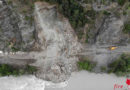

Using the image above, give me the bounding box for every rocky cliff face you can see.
[0,0,129,82]
[95,15,128,45]
[0,1,81,83]
[0,0,35,52]
[79,0,130,72]
[0,1,22,51]
[30,2,81,82]
[82,0,130,44]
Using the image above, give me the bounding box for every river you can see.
[0,71,128,90]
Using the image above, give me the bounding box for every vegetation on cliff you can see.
[108,54,130,76]
[123,22,130,34]
[43,0,88,29]
[117,0,126,6]
[78,54,130,76]
[0,64,37,76]
[77,57,96,71]
[78,61,96,71]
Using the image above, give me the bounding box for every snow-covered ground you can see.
[0,71,128,90]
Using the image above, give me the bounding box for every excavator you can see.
[109,46,118,50]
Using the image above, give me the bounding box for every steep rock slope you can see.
[0,0,35,52]
[30,2,81,82]
[0,1,22,51]
[0,1,81,83]
[80,1,130,72]
[0,0,129,82]
[96,15,128,45]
